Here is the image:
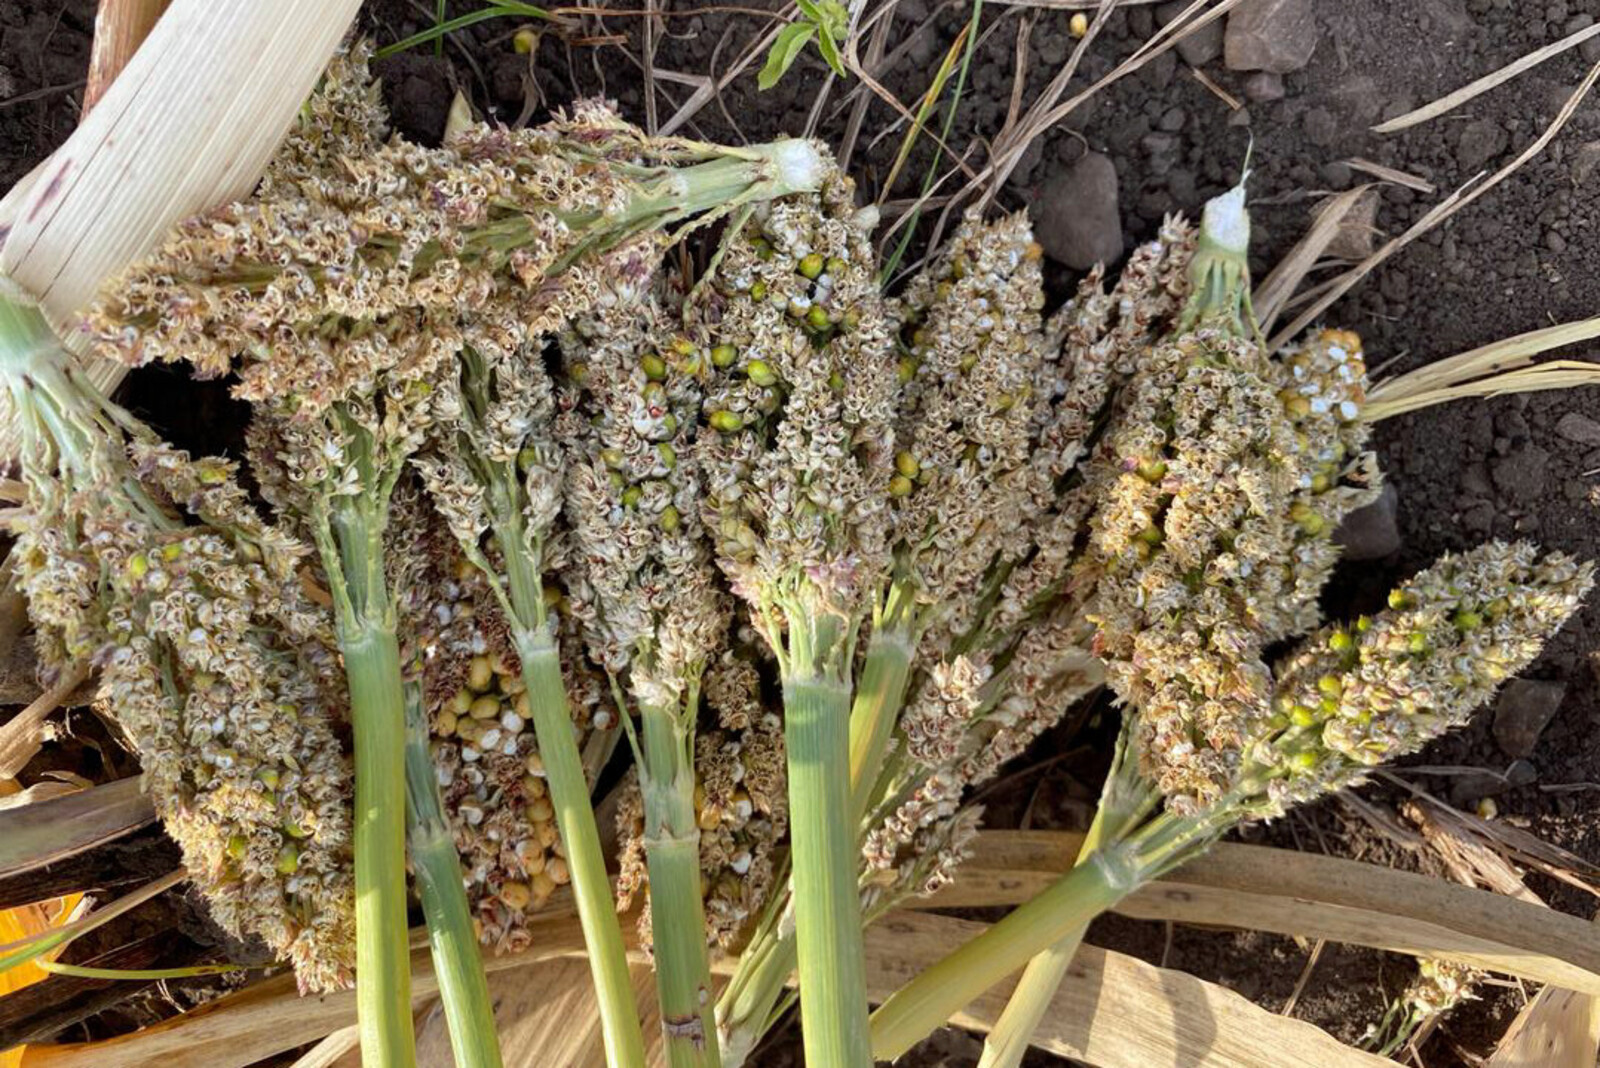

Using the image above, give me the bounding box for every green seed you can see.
[839,308,860,333]
[1290,705,1317,728]
[1316,674,1343,698]
[1453,609,1483,632]
[1135,525,1164,547]
[255,767,280,790]
[825,256,848,277]
[1328,630,1354,653]
[568,362,589,384]
[746,359,778,387]
[671,337,697,357]
[709,410,744,433]
[1407,631,1429,654]
[895,451,921,479]
[806,305,832,331]
[749,281,768,301]
[656,442,677,469]
[828,371,846,391]
[1135,459,1168,483]
[959,353,978,373]
[711,344,738,368]
[276,843,301,875]
[889,474,915,497]
[660,505,681,533]
[1388,590,1414,610]
[1291,751,1319,771]
[518,446,540,470]
[622,485,644,508]
[227,835,249,860]
[601,447,625,469]
[798,253,825,279]
[897,357,918,384]
[160,543,183,561]
[641,353,667,380]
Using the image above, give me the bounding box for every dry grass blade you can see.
[1344,157,1436,194]
[83,0,171,116]
[0,0,362,462]
[1373,19,1600,133]
[1268,59,1600,351]
[1253,184,1374,334]
[1487,968,1600,1067]
[0,666,91,781]
[25,905,1384,1068]
[0,777,155,883]
[926,831,1600,995]
[1365,363,1600,421]
[1367,315,1600,419]
[0,868,183,974]
[284,1026,358,1068]
[866,912,1390,1067]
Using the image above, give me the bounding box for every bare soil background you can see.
[5,1,1600,1064]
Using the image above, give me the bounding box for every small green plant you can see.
[759,0,848,90]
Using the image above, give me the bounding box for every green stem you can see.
[714,877,793,1068]
[405,682,503,1068]
[341,615,417,1068]
[784,671,871,1067]
[638,702,720,1068]
[846,586,917,824]
[500,520,645,1068]
[867,838,1139,1063]
[974,805,1114,1068]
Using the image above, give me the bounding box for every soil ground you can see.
[5,0,1600,1065]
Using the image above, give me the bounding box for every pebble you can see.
[1493,679,1567,758]
[1302,106,1337,147]
[1158,106,1188,132]
[1242,70,1285,102]
[1556,411,1600,446]
[1224,0,1319,74]
[1457,118,1509,171]
[1156,0,1225,66]
[1334,483,1401,560]
[1034,151,1125,270]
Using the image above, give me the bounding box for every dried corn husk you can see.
[0,0,362,457]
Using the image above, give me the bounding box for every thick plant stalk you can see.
[318,497,417,1068]
[784,629,872,1068]
[404,683,503,1068]
[497,521,645,1068]
[638,703,720,1068]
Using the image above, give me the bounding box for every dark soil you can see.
[6,0,1600,1065]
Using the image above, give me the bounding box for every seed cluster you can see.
[9,372,354,992]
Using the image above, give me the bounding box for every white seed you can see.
[462,745,482,763]
[500,710,525,733]
[479,728,503,750]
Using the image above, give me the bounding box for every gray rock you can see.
[1449,759,1538,808]
[1556,411,1600,446]
[1224,0,1319,74]
[1493,678,1567,758]
[1157,0,1225,66]
[1243,71,1285,102]
[1490,445,1550,502]
[1457,118,1509,171]
[1035,152,1124,270]
[1335,483,1401,560]
[1574,139,1600,185]
[1323,186,1379,258]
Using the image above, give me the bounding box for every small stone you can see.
[1493,679,1567,757]
[1461,500,1496,535]
[1457,118,1510,171]
[1491,445,1550,501]
[1335,483,1401,560]
[1157,0,1225,66]
[1158,106,1188,132]
[1556,411,1600,446]
[1572,140,1600,184]
[1034,152,1124,270]
[1302,106,1337,147]
[1225,0,1319,74]
[1323,186,1379,258]
[1319,160,1353,190]
[1242,70,1285,102]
